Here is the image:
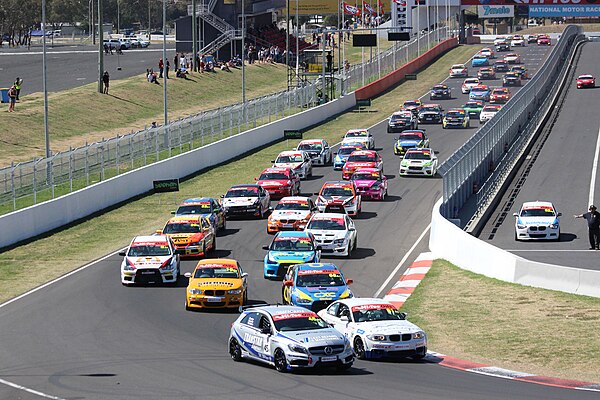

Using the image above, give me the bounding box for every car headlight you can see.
[161,262,175,271]
[189,288,203,295]
[367,334,386,341]
[413,331,426,340]
[339,289,352,299]
[267,253,278,264]
[228,288,242,295]
[294,296,312,305]
[333,238,346,245]
[371,182,381,189]
[550,224,559,229]
[288,344,308,354]
[401,160,409,167]
[344,338,351,351]
[188,240,202,246]
[517,224,527,229]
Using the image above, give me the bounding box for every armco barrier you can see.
[355,38,459,101]
[0,93,356,249]
[429,198,600,298]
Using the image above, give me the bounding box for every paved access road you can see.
[3,44,593,400]
[479,41,600,271]
[0,45,176,94]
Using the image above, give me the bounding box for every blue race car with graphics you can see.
[263,231,320,279]
[282,263,353,312]
[393,130,430,156]
[472,54,489,67]
[172,197,226,231]
[333,142,367,170]
[469,84,491,102]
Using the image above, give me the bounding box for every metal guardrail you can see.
[0,27,449,213]
[438,25,582,220]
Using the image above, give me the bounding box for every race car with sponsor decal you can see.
[469,84,491,102]
[304,213,358,257]
[399,148,438,177]
[394,130,430,156]
[318,298,427,360]
[503,72,521,87]
[387,110,418,133]
[263,231,320,279]
[184,258,248,310]
[461,78,480,94]
[461,100,484,118]
[527,34,538,44]
[314,181,361,216]
[255,167,301,199]
[477,67,496,80]
[490,87,511,104]
[282,263,354,311]
[333,142,367,170]
[418,104,443,124]
[479,104,502,124]
[350,168,388,201]
[228,305,354,372]
[171,197,226,231]
[119,235,180,285]
[495,40,510,52]
[402,99,423,115]
[504,52,521,64]
[510,34,526,47]
[342,150,383,180]
[576,74,596,89]
[493,59,509,72]
[513,201,561,241]
[510,65,529,80]
[267,196,317,234]
[471,54,489,68]
[272,150,313,179]
[537,34,551,46]
[341,128,374,150]
[158,215,216,257]
[429,84,451,100]
[222,184,271,219]
[442,109,470,129]
[296,139,332,166]
[478,47,495,59]
[449,63,468,78]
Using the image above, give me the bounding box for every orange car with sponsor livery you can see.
[314,181,361,216]
[267,196,317,234]
[184,258,248,310]
[157,215,216,257]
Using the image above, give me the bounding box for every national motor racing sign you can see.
[477,4,515,16]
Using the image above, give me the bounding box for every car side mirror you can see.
[313,192,321,196]
[348,226,356,231]
[262,245,270,251]
[400,312,408,319]
[261,327,271,335]
[241,272,248,278]
[155,229,163,234]
[334,152,338,155]
[184,272,192,278]
[346,279,353,285]
[170,210,176,215]
[340,315,349,322]
[270,160,275,163]
[220,194,225,198]
[254,177,258,181]
[512,212,518,217]
[284,280,294,287]
[557,212,562,217]
[118,251,126,256]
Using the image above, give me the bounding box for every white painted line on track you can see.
[0,378,66,400]
[0,249,123,310]
[373,223,431,297]
[589,122,600,206]
[507,249,599,252]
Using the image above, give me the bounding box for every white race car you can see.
[479,47,495,59]
[399,148,438,177]
[341,129,375,150]
[461,78,480,94]
[222,184,271,219]
[272,150,313,179]
[479,105,502,124]
[513,201,561,241]
[119,235,180,285]
[449,64,468,78]
[510,35,526,47]
[296,139,332,166]
[305,213,357,257]
[318,298,427,360]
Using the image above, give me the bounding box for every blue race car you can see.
[172,197,226,231]
[282,263,354,312]
[393,130,430,156]
[263,231,320,279]
[471,54,489,67]
[333,142,367,170]
[469,85,491,102]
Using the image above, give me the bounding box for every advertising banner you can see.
[287,0,340,15]
[529,4,600,15]
[461,0,597,5]
[477,4,515,16]
[392,0,413,31]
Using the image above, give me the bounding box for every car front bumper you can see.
[186,293,244,309]
[121,268,178,285]
[515,226,560,240]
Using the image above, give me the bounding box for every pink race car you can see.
[350,168,388,200]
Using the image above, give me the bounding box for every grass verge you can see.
[402,259,600,383]
[0,44,481,303]
[519,23,600,35]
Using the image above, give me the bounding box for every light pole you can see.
[42,0,50,161]
[163,0,168,126]
[117,0,120,34]
[242,0,246,104]
[192,0,197,72]
[98,0,104,93]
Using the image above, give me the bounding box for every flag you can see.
[363,1,377,16]
[378,0,385,14]
[392,0,407,6]
[341,1,361,16]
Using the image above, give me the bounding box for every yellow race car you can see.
[184,259,248,310]
[157,215,216,257]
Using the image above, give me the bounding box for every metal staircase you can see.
[189,0,243,56]
[199,29,242,56]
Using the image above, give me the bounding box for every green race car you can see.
[461,101,484,118]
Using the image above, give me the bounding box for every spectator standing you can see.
[158,58,164,78]
[173,53,179,71]
[574,205,600,249]
[166,60,170,78]
[102,71,110,94]
[180,53,187,72]
[13,77,22,100]
[7,85,16,112]
[326,51,333,72]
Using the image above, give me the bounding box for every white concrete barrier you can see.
[430,197,600,298]
[0,93,356,249]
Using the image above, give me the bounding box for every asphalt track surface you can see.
[0,45,176,94]
[1,44,595,400]
[479,41,600,271]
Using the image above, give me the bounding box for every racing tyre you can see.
[243,290,248,305]
[229,338,243,362]
[274,349,289,373]
[185,300,192,311]
[221,218,226,231]
[211,237,217,253]
[412,348,427,361]
[514,231,519,241]
[257,205,264,220]
[354,337,366,360]
[336,363,353,372]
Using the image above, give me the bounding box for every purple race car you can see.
[350,168,388,201]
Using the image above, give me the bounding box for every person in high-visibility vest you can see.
[13,77,22,101]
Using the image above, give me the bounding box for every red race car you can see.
[255,167,300,198]
[537,34,551,46]
[490,87,511,104]
[342,150,383,180]
[576,74,596,89]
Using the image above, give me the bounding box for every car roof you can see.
[275,231,313,239]
[322,181,353,187]
[312,213,349,219]
[406,148,433,154]
[167,215,206,223]
[194,258,238,269]
[392,110,413,116]
[335,297,394,308]
[452,64,465,68]
[346,129,369,134]
[132,235,170,244]
[298,139,324,144]
[181,197,212,204]
[279,196,310,202]
[297,262,341,271]
[521,201,554,209]
[261,167,291,173]
[399,130,425,136]
[251,305,315,316]
[278,150,303,156]
[230,184,261,189]
[349,150,377,156]
[353,167,380,173]
[340,142,365,148]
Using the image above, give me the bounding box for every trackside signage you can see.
[477,5,515,17]
[153,179,180,192]
[529,4,600,15]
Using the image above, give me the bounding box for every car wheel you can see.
[211,236,217,253]
[412,347,427,361]
[274,349,289,373]
[229,338,243,362]
[354,337,366,360]
[258,205,264,219]
[185,300,192,311]
[221,218,227,231]
[337,363,353,371]
[243,290,248,305]
[514,231,519,241]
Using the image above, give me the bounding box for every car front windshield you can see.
[492,90,505,95]
[272,238,314,251]
[352,305,407,322]
[176,204,211,214]
[521,208,555,217]
[193,266,240,279]
[447,112,464,118]
[276,155,303,163]
[404,101,419,107]
[273,314,329,331]
[298,143,322,151]
[391,115,411,122]
[398,134,423,141]
[307,217,346,230]
[128,244,172,257]
[405,152,431,160]
[275,201,309,211]
[421,107,440,113]
[352,172,380,181]
[346,131,367,138]
[433,86,446,91]
[464,103,480,108]
[483,106,500,112]
[296,271,345,287]
[348,154,375,162]
[163,222,202,234]
[225,188,258,197]
[260,172,288,180]
[338,147,359,155]
[321,187,353,197]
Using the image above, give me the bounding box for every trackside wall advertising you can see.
[461,0,600,5]
[477,5,515,17]
[529,4,600,15]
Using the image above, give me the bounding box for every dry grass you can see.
[402,260,600,383]
[519,23,600,34]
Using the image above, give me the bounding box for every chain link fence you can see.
[0,27,449,213]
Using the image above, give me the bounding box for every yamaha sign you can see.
[477,4,515,17]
